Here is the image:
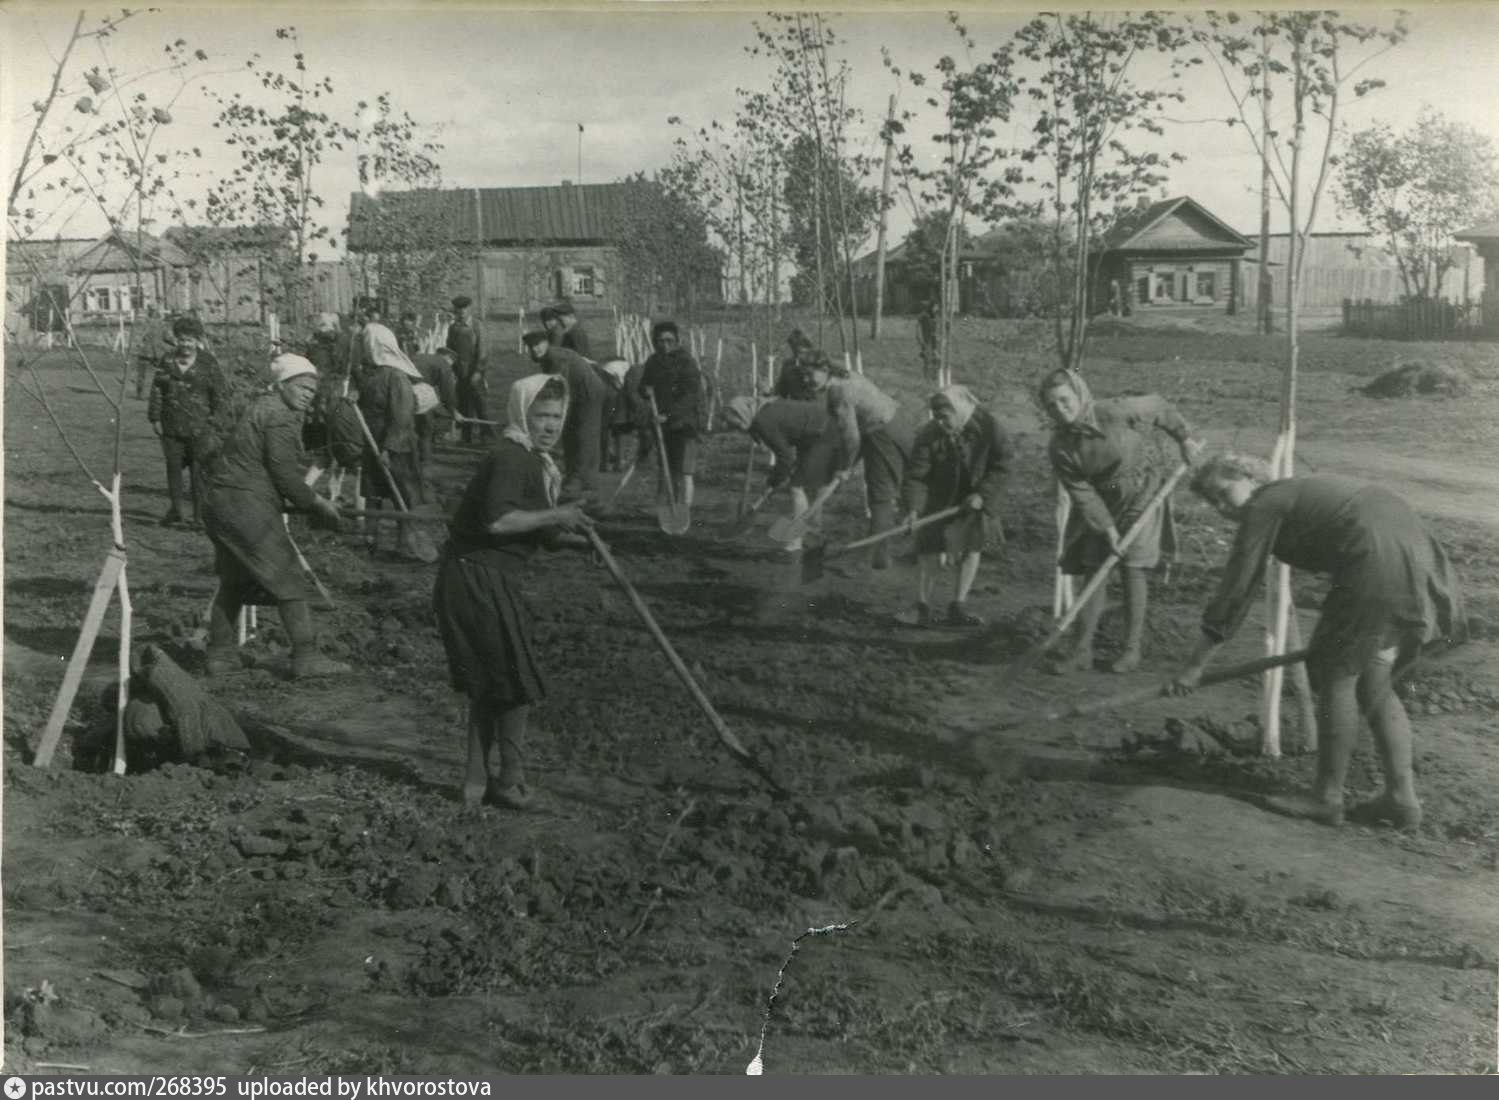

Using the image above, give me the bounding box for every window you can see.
[91,286,112,313]
[1195,271,1216,299]
[1135,276,1150,305]
[1153,273,1175,301]
[128,285,145,312]
[571,265,596,297]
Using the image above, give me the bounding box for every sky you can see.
[7,3,1499,256]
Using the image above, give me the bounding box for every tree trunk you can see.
[1257,20,1275,335]
[871,94,896,339]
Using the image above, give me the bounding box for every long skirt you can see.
[203,489,313,605]
[1059,474,1177,575]
[433,553,547,709]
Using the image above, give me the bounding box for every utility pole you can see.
[871,94,896,340]
[1257,22,1274,335]
[577,123,584,184]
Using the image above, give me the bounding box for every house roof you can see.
[164,225,291,253]
[345,183,634,251]
[9,231,190,276]
[1455,221,1499,243]
[1104,196,1251,253]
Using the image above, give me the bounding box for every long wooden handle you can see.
[604,461,639,508]
[646,392,678,509]
[994,648,1312,733]
[1022,463,1190,668]
[824,505,964,560]
[586,528,779,790]
[351,403,411,513]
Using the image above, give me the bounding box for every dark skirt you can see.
[433,553,547,709]
[1060,478,1176,575]
[362,449,424,506]
[203,489,313,605]
[915,510,996,556]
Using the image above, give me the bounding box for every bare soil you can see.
[5,316,1497,1074]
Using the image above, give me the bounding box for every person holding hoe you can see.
[433,373,594,810]
[721,393,835,547]
[896,385,1012,627]
[637,320,706,517]
[1040,368,1203,673]
[147,315,227,528]
[357,320,424,557]
[202,353,347,680]
[1170,454,1466,831]
[801,351,910,569]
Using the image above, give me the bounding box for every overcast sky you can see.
[7,4,1499,254]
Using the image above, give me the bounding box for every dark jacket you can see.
[147,352,227,441]
[445,319,484,384]
[639,348,705,434]
[750,399,832,487]
[560,323,593,359]
[357,365,417,454]
[414,353,459,414]
[902,407,1012,517]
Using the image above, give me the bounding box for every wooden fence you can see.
[1341,297,1495,341]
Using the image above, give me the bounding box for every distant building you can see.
[1096,196,1252,314]
[1454,220,1499,296]
[1242,231,1482,311]
[5,230,194,336]
[345,181,724,318]
[162,225,293,325]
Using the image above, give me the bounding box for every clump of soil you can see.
[1360,362,1473,399]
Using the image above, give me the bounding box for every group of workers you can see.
[136,300,1467,831]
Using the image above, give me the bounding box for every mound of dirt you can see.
[1360,362,1473,399]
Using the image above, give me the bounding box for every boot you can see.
[205,593,244,677]
[947,600,985,627]
[869,502,896,570]
[281,599,350,679]
[894,602,933,628]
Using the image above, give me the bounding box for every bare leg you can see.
[1111,567,1150,672]
[463,697,493,808]
[1356,659,1422,829]
[681,474,694,510]
[896,554,941,626]
[785,486,810,553]
[1263,671,1355,826]
[489,704,531,809]
[1050,575,1103,673]
[948,551,985,626]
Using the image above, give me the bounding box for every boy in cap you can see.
[555,301,592,359]
[202,353,347,679]
[147,315,227,527]
[446,295,490,442]
[637,320,705,514]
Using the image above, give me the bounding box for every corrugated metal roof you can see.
[1455,221,1499,242]
[346,183,633,251]
[164,225,291,252]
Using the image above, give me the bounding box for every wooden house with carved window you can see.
[1095,196,1252,314]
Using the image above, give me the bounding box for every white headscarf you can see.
[504,373,569,505]
[362,321,422,380]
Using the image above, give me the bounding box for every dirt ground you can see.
[4,313,1498,1074]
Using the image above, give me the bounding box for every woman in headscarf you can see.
[202,354,347,680]
[1171,454,1467,830]
[358,319,425,554]
[433,374,593,811]
[722,393,836,550]
[896,385,1012,627]
[1040,368,1203,673]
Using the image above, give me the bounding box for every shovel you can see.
[646,392,691,536]
[1007,463,1189,677]
[586,527,783,793]
[799,505,963,584]
[351,404,440,564]
[718,483,776,539]
[768,471,846,545]
[601,460,639,513]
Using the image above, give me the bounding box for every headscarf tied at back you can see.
[932,384,979,435]
[1037,367,1097,433]
[362,321,423,381]
[723,395,766,432]
[504,372,569,506]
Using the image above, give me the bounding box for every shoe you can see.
[1347,795,1422,831]
[290,653,351,679]
[204,649,245,678]
[485,782,532,810]
[894,603,933,628]
[1110,649,1143,673]
[1046,647,1095,675]
[1258,793,1345,827]
[947,601,985,627]
[161,510,183,527]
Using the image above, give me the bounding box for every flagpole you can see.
[577,123,583,184]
